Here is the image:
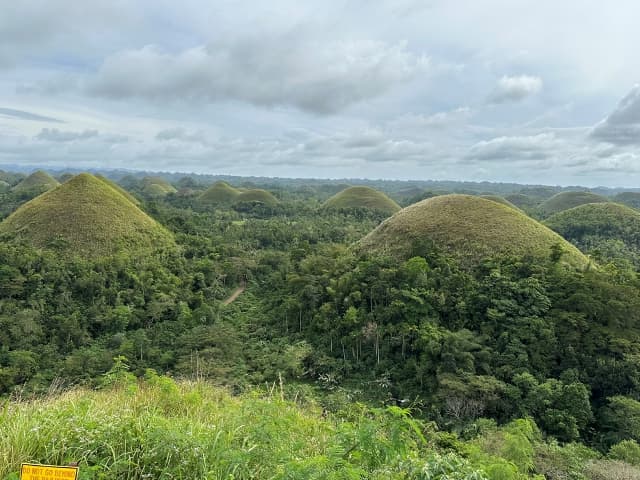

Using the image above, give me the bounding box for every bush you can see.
[610,440,640,466]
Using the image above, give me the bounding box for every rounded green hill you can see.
[324,186,401,215]
[539,191,609,216]
[198,181,241,205]
[479,195,521,211]
[12,170,60,193]
[141,177,177,196]
[0,173,175,258]
[613,192,640,209]
[545,203,640,259]
[235,189,279,206]
[504,193,537,209]
[358,194,589,268]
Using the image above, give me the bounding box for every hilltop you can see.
[12,170,59,193]
[613,192,640,209]
[198,181,241,205]
[539,191,609,216]
[324,186,401,215]
[0,173,174,257]
[545,202,640,265]
[235,189,279,206]
[141,176,177,196]
[359,194,589,268]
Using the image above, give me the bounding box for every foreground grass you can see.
[1,373,638,479]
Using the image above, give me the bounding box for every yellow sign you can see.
[20,464,79,480]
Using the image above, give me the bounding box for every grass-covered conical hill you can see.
[479,195,522,211]
[545,203,640,254]
[141,176,177,196]
[0,173,175,258]
[613,192,640,209]
[235,189,279,206]
[358,194,590,268]
[198,181,241,205]
[12,170,59,193]
[324,186,401,215]
[539,191,609,216]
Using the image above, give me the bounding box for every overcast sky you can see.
[1,1,640,186]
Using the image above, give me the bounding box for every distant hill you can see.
[235,189,279,206]
[545,202,640,266]
[479,195,521,211]
[539,191,609,216]
[324,186,401,215]
[613,192,640,209]
[12,171,60,193]
[141,176,177,197]
[359,194,589,268]
[504,193,538,210]
[198,181,241,205]
[0,173,175,258]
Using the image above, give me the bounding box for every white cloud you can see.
[590,84,640,145]
[467,133,560,161]
[87,37,429,114]
[489,75,542,104]
[36,128,99,142]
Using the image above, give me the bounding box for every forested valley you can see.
[2,170,640,479]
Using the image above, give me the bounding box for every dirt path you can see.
[222,284,246,305]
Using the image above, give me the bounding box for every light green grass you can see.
[12,171,59,193]
[0,173,175,258]
[324,186,401,215]
[0,376,489,480]
[141,177,177,196]
[198,181,241,205]
[539,191,609,216]
[95,175,140,205]
[235,189,279,206]
[359,194,590,269]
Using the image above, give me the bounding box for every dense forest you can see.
[3,169,640,479]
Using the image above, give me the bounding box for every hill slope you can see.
[324,186,401,215]
[141,176,177,196]
[539,191,609,216]
[479,195,522,211]
[12,171,59,193]
[0,173,174,257]
[545,202,640,265]
[613,192,640,209]
[95,175,140,205]
[198,181,241,205]
[235,189,279,206]
[359,194,589,268]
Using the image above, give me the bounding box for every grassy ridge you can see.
[324,186,401,215]
[0,173,175,258]
[359,194,590,268]
[540,191,609,216]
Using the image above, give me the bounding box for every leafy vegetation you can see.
[1,171,640,477]
[545,202,640,267]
